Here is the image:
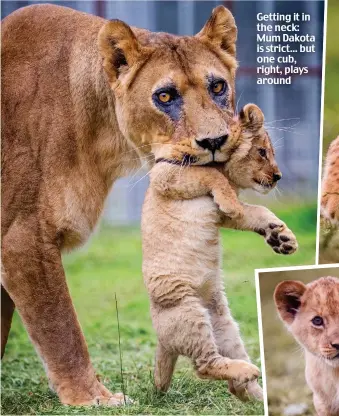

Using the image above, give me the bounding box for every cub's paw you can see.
[255,223,298,255]
[228,379,263,402]
[321,192,339,225]
[213,191,244,220]
[227,360,260,385]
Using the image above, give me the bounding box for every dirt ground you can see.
[259,267,339,416]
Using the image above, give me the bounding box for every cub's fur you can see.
[2,4,240,406]
[142,104,298,401]
[322,137,339,224]
[275,277,339,416]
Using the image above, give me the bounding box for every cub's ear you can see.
[196,6,237,58]
[239,104,264,129]
[98,20,143,82]
[274,280,307,325]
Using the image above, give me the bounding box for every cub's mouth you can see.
[253,178,276,189]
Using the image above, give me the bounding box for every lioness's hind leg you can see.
[154,343,178,392]
[1,285,15,358]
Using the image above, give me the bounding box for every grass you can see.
[1,204,316,415]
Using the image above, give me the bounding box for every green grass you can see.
[1,204,316,415]
[323,1,339,153]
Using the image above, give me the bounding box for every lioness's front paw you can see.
[256,222,298,255]
[227,360,260,385]
[322,192,339,225]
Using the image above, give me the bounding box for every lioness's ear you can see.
[274,280,307,325]
[196,6,237,57]
[239,104,264,129]
[98,20,142,82]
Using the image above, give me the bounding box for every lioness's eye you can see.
[154,88,177,105]
[211,80,226,95]
[158,92,171,103]
[312,316,324,326]
[258,148,267,158]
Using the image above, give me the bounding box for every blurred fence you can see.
[2,1,324,225]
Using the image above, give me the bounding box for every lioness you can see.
[2,3,241,406]
[275,277,339,416]
[142,104,298,401]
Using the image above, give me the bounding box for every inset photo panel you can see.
[257,265,339,416]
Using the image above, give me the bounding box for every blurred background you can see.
[323,0,338,154]
[1,1,323,415]
[259,266,339,416]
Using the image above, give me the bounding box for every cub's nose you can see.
[331,343,339,350]
[273,172,282,182]
[196,135,228,152]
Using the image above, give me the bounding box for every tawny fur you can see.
[2,4,241,406]
[322,137,339,225]
[275,277,339,416]
[142,104,298,401]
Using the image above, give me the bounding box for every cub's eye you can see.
[258,148,267,158]
[312,316,324,326]
[211,80,226,95]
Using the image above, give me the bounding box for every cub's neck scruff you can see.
[99,5,238,168]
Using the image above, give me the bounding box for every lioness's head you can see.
[98,6,237,165]
[274,277,339,368]
[225,104,282,194]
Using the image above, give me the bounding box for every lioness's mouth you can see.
[155,158,183,165]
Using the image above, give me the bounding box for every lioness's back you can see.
[1,5,107,235]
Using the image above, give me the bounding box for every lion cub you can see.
[142,104,298,401]
[275,277,339,416]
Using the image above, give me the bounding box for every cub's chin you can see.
[323,354,339,368]
[253,179,276,194]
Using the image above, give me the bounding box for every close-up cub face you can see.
[274,277,339,367]
[98,6,238,166]
[225,104,282,194]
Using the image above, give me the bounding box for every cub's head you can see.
[225,104,282,194]
[98,6,237,165]
[274,277,339,367]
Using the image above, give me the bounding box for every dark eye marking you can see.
[208,75,228,108]
[152,85,183,121]
[258,148,267,158]
[312,316,324,326]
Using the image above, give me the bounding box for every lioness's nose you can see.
[196,135,228,152]
[331,343,339,350]
[273,172,282,182]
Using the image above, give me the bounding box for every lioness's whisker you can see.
[265,117,300,125]
[128,170,151,191]
[120,142,171,156]
[236,90,244,114]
